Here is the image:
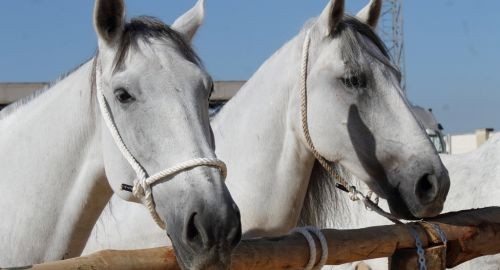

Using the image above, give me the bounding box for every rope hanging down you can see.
[299,30,401,224]
[95,60,227,229]
[298,30,453,269]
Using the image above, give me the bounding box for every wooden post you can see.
[10,207,500,270]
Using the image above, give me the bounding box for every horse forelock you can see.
[336,16,402,82]
[112,16,202,72]
[303,15,401,83]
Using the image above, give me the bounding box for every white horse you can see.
[318,134,500,270]
[0,1,241,269]
[438,134,500,269]
[84,0,450,263]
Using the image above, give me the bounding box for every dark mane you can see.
[113,16,202,71]
[334,16,401,81]
[334,16,389,57]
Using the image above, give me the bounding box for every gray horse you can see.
[0,1,240,269]
[84,1,450,261]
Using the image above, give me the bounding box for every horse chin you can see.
[171,240,231,270]
[385,191,444,220]
[176,255,231,270]
[385,192,420,220]
[384,181,446,219]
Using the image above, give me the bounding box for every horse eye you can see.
[341,75,368,89]
[114,88,135,103]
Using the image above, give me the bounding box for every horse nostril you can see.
[225,203,242,248]
[233,203,241,219]
[419,174,433,192]
[185,212,204,249]
[415,173,438,204]
[228,218,242,249]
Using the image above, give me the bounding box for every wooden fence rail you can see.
[8,207,500,270]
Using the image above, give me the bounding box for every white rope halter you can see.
[95,60,227,229]
[299,30,402,224]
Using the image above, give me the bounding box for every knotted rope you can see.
[95,60,227,229]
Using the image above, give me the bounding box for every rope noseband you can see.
[95,60,226,229]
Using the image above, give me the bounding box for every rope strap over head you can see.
[95,60,227,229]
[299,30,401,225]
[290,227,328,270]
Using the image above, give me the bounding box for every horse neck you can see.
[212,33,316,236]
[0,59,111,265]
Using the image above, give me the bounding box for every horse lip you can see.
[386,192,419,220]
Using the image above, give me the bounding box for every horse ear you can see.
[171,0,205,42]
[94,0,126,45]
[356,0,382,28]
[317,0,345,36]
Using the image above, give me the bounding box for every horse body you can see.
[441,134,500,212]
[0,61,108,263]
[212,0,450,234]
[320,135,500,270]
[439,134,500,270]
[213,34,317,236]
[1,1,241,269]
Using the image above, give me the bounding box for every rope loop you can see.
[290,227,328,270]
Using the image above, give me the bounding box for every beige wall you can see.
[448,129,497,154]
[0,83,48,104]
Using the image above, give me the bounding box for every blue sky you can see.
[0,1,498,134]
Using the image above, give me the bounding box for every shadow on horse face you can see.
[304,1,450,219]
[347,105,450,219]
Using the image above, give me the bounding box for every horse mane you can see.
[0,60,91,120]
[0,16,201,120]
[298,16,399,228]
[298,161,342,227]
[113,16,202,72]
[333,16,401,82]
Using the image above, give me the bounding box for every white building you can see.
[446,129,497,155]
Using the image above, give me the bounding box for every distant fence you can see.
[14,207,500,270]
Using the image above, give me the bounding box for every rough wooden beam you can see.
[10,207,500,270]
[390,246,446,270]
